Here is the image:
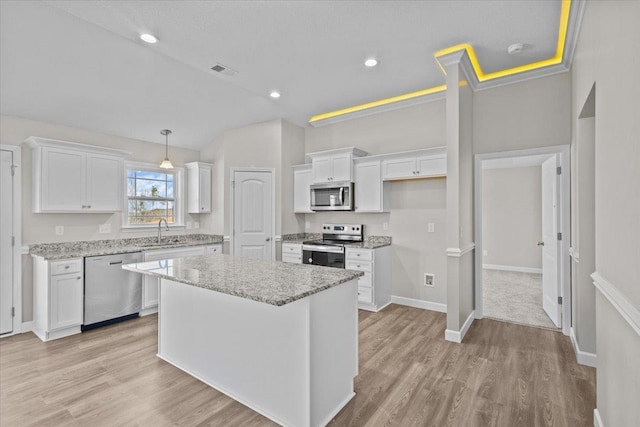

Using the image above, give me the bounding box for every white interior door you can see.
[541,155,561,327]
[232,170,273,260]
[1,150,14,335]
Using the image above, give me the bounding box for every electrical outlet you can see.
[305,221,310,230]
[383,222,388,231]
[428,223,435,233]
[424,273,435,287]
[186,221,192,229]
[194,222,199,229]
[99,224,111,234]
[483,250,488,257]
[55,226,64,236]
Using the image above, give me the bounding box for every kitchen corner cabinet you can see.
[354,160,390,212]
[346,246,392,312]
[293,164,314,213]
[381,147,447,181]
[141,244,221,315]
[186,162,213,214]
[32,257,84,342]
[25,137,129,213]
[307,147,367,183]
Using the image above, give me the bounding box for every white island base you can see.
[157,278,359,427]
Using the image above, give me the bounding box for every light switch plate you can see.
[194,222,199,229]
[428,223,435,233]
[99,224,111,234]
[483,250,488,256]
[383,222,388,231]
[305,221,310,230]
[186,221,192,229]
[55,226,64,236]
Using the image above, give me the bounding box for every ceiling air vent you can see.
[210,63,237,76]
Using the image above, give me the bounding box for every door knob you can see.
[265,237,271,242]
[537,241,545,246]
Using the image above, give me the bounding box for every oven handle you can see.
[302,245,345,254]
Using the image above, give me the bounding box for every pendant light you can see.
[159,129,174,169]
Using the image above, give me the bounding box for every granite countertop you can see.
[282,234,391,249]
[123,254,364,306]
[29,234,224,260]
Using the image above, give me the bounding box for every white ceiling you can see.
[0,1,562,149]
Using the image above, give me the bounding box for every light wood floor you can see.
[1,305,595,426]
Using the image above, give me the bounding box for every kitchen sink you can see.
[140,239,183,247]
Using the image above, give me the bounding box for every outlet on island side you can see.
[424,273,435,287]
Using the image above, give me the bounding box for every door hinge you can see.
[557,166,562,175]
[11,307,15,317]
[558,296,563,305]
[557,232,562,240]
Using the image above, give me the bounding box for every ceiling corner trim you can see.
[309,0,581,127]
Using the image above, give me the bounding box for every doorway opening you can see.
[475,146,570,334]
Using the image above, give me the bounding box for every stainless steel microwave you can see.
[310,182,354,211]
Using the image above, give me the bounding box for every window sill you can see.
[121,224,185,232]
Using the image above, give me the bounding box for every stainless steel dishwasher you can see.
[83,252,143,330]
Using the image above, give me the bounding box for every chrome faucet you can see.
[157,218,169,243]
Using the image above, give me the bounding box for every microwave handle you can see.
[339,187,344,206]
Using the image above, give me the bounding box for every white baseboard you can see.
[445,310,475,343]
[140,307,158,317]
[21,321,33,333]
[391,296,447,313]
[570,327,597,367]
[483,264,542,274]
[594,408,603,427]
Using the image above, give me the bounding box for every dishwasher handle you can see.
[109,260,123,265]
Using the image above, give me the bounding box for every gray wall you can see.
[0,115,201,323]
[482,166,542,270]
[571,1,640,425]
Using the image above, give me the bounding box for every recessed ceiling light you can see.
[270,91,281,99]
[507,43,524,55]
[364,58,378,67]
[140,33,158,44]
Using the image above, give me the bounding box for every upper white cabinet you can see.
[25,137,129,213]
[185,162,213,214]
[381,147,447,181]
[307,147,367,183]
[293,164,314,213]
[354,160,390,212]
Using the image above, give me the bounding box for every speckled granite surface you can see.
[123,254,363,306]
[29,234,224,260]
[345,236,392,249]
[281,233,322,244]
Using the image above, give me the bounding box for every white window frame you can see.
[122,161,185,230]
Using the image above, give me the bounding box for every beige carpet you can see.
[483,269,558,330]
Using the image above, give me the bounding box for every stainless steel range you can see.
[302,224,364,268]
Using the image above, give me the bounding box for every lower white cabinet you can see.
[346,246,391,312]
[282,243,302,264]
[141,244,221,314]
[32,257,84,341]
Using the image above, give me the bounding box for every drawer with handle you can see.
[346,248,373,261]
[282,254,302,264]
[50,259,83,275]
[282,243,302,255]
[346,260,372,273]
[358,286,373,303]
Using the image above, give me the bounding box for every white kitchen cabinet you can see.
[307,147,367,184]
[282,243,302,264]
[346,246,391,312]
[32,257,84,341]
[381,147,447,181]
[25,137,128,213]
[354,160,390,212]
[141,245,218,314]
[293,164,314,213]
[186,162,213,214]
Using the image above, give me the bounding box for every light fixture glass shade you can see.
[159,158,174,169]
[159,129,173,169]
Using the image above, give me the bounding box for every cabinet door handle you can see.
[201,207,204,210]
[64,265,70,269]
[76,276,82,280]
[87,205,91,209]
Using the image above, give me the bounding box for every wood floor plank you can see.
[1,305,595,426]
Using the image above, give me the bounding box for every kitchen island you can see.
[123,254,363,427]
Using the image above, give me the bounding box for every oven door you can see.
[310,182,353,211]
[302,246,345,269]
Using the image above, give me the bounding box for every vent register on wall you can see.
[293,146,447,213]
